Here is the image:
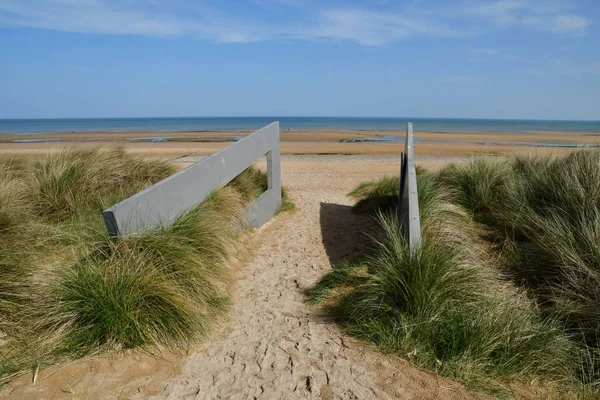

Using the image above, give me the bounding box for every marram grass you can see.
[42,188,242,353]
[30,147,176,222]
[0,147,293,384]
[437,150,600,385]
[310,155,600,397]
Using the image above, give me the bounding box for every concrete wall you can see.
[103,122,282,237]
[397,123,422,252]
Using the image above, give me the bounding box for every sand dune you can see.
[2,156,488,400]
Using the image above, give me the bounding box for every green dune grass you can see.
[0,147,292,384]
[310,150,600,397]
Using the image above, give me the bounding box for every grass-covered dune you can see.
[0,147,292,384]
[310,149,600,397]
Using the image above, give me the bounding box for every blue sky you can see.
[0,0,599,120]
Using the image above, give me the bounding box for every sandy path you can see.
[2,157,483,399]
[149,158,482,400]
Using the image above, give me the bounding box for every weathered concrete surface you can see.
[103,122,281,236]
[398,123,422,252]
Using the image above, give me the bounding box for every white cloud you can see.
[520,60,600,76]
[301,9,464,46]
[468,1,527,25]
[464,0,591,35]
[523,14,589,36]
[0,0,264,42]
[0,1,467,45]
[470,48,498,55]
[0,0,592,45]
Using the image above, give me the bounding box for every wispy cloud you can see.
[522,15,589,35]
[553,60,600,74]
[470,48,498,55]
[465,0,591,36]
[0,0,265,42]
[299,9,465,46]
[520,60,600,76]
[0,1,465,45]
[0,0,593,45]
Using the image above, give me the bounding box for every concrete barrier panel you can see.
[103,122,282,237]
[397,123,422,252]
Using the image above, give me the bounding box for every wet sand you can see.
[1,129,599,158]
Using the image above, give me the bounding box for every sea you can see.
[1,117,600,135]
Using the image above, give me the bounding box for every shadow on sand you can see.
[319,202,376,266]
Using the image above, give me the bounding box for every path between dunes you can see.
[152,158,483,400]
[2,157,484,399]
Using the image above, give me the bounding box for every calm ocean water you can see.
[1,117,600,135]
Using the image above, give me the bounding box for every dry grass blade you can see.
[310,161,589,396]
[0,148,294,386]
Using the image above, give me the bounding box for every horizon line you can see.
[1,116,600,123]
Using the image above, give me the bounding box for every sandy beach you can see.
[1,129,600,158]
[1,155,491,400]
[0,132,591,399]
[3,0,599,395]
[1,153,561,399]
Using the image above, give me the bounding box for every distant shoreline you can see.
[2,116,600,135]
[3,129,600,141]
[3,128,600,136]
[3,128,600,138]
[3,129,600,159]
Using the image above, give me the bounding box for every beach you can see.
[1,129,600,158]
[1,132,597,398]
[1,154,483,400]
[2,128,599,399]
[3,0,599,394]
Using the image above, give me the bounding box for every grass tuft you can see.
[311,159,589,395]
[437,158,512,214]
[30,147,175,222]
[348,176,399,214]
[43,188,242,353]
[0,148,293,384]
[437,150,600,384]
[230,166,295,214]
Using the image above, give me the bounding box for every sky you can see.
[0,0,599,120]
